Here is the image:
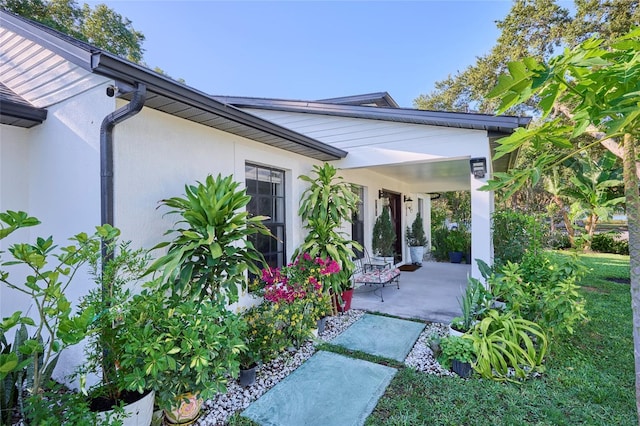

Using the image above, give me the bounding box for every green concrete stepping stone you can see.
[331,313,425,361]
[242,351,396,426]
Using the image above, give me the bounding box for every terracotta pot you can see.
[164,392,203,425]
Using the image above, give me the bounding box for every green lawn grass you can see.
[230,252,636,425]
[366,251,636,426]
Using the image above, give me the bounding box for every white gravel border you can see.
[195,310,452,425]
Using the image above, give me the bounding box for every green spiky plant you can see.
[294,163,362,294]
[147,174,271,303]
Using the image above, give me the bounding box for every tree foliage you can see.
[414,0,639,114]
[1,0,145,63]
[485,27,640,417]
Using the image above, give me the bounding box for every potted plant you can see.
[372,205,396,263]
[138,174,269,422]
[77,236,156,425]
[120,281,245,424]
[465,310,548,383]
[437,335,476,378]
[238,306,265,387]
[406,213,428,265]
[294,164,362,313]
[449,277,492,336]
[445,228,467,263]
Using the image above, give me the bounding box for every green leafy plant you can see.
[372,205,396,257]
[294,163,362,294]
[437,335,476,370]
[430,225,450,262]
[492,209,544,266]
[239,304,277,369]
[1,314,32,424]
[0,212,115,419]
[406,213,428,247]
[492,251,588,337]
[119,281,245,413]
[148,174,271,303]
[76,238,151,408]
[592,232,629,255]
[24,382,104,425]
[451,277,492,333]
[445,228,468,253]
[466,310,548,383]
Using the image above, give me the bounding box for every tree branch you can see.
[556,103,640,177]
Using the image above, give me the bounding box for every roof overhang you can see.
[213,96,531,135]
[0,82,47,128]
[216,96,530,174]
[0,10,346,161]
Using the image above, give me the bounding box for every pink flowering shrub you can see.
[256,254,339,346]
[262,253,340,304]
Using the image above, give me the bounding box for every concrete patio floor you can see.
[351,260,471,323]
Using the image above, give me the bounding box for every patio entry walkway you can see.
[351,260,471,323]
[241,314,424,426]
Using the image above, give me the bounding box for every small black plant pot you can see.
[451,359,472,378]
[317,317,327,335]
[239,365,257,386]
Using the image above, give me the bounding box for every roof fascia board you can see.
[1,11,93,71]
[317,92,400,108]
[1,101,48,123]
[218,96,531,131]
[92,54,347,159]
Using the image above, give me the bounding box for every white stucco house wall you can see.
[0,10,530,381]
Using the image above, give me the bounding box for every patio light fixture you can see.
[378,189,387,199]
[470,157,487,179]
[404,195,413,213]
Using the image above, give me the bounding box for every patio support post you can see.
[470,169,493,280]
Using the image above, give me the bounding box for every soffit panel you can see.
[0,27,106,107]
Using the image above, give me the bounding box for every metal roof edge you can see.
[215,96,531,131]
[0,10,346,160]
[92,54,348,160]
[0,100,48,124]
[316,92,400,108]
[0,9,94,71]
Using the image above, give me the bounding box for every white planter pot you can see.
[372,256,394,265]
[97,390,155,426]
[448,324,464,337]
[409,246,425,265]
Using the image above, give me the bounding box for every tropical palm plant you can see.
[562,152,624,250]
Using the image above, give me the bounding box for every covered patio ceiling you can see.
[348,157,474,194]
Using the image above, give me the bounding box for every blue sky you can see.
[89,1,519,108]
